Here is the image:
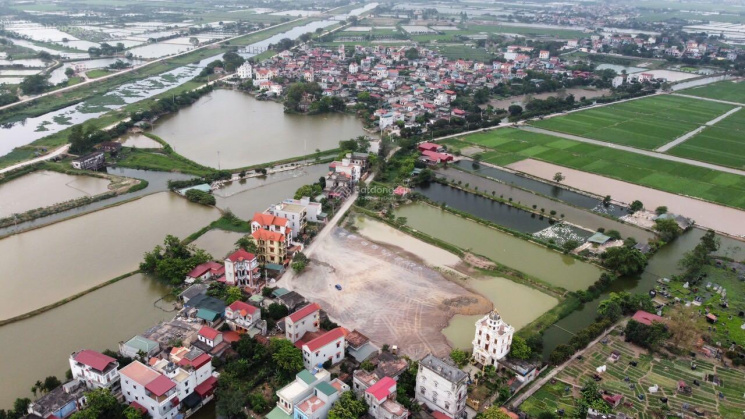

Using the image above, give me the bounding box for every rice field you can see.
[669,107,745,169]
[447,128,745,210]
[521,333,745,418]
[530,95,735,150]
[681,80,745,104]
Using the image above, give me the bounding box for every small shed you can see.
[706,313,718,323]
[588,232,612,245]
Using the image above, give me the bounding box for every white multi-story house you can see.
[294,379,349,419]
[329,158,362,182]
[473,310,514,368]
[224,300,260,332]
[151,347,215,406]
[251,213,293,243]
[237,62,253,79]
[286,303,321,343]
[275,369,331,416]
[267,202,308,237]
[69,349,119,390]
[301,327,346,370]
[224,249,260,288]
[539,50,550,60]
[349,62,359,74]
[364,377,409,419]
[416,355,468,419]
[282,197,326,223]
[120,361,180,419]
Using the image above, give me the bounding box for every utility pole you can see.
[217,150,221,170]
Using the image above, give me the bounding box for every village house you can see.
[119,361,180,419]
[364,377,409,419]
[224,300,261,332]
[285,303,321,343]
[237,62,253,79]
[267,202,308,237]
[26,380,88,418]
[197,326,223,349]
[300,327,347,370]
[150,347,217,413]
[472,310,515,368]
[294,379,350,419]
[415,354,469,419]
[69,349,119,390]
[271,368,332,417]
[184,261,223,284]
[250,212,293,269]
[223,249,260,288]
[329,158,363,182]
[71,151,105,171]
[282,197,326,223]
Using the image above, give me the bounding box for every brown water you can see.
[191,229,246,260]
[395,203,604,291]
[508,159,745,237]
[0,273,174,409]
[120,133,163,149]
[151,89,369,169]
[214,164,329,219]
[0,192,219,320]
[487,88,610,110]
[0,171,111,218]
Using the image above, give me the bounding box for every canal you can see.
[395,202,604,291]
[151,90,368,169]
[539,228,745,359]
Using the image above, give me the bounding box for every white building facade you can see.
[69,350,119,390]
[301,327,346,370]
[415,355,468,419]
[286,303,321,343]
[472,310,514,368]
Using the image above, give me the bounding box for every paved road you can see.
[520,126,745,177]
[0,144,70,175]
[0,19,306,113]
[673,93,745,107]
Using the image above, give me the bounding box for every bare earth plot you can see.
[287,227,491,360]
[668,106,745,169]
[530,95,734,150]
[507,159,745,237]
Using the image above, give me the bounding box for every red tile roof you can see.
[199,326,221,341]
[252,212,288,227]
[288,303,321,323]
[227,249,256,262]
[73,350,117,372]
[187,261,222,278]
[145,375,176,397]
[366,376,396,401]
[632,310,664,326]
[228,300,258,316]
[195,376,218,397]
[252,229,285,242]
[432,411,452,419]
[304,327,346,352]
[178,353,212,371]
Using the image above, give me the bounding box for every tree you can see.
[235,236,258,253]
[630,200,644,212]
[189,37,199,46]
[654,218,681,242]
[476,406,512,419]
[65,67,75,78]
[42,376,61,392]
[70,388,130,419]
[624,319,669,350]
[600,246,646,276]
[265,303,289,320]
[19,74,49,95]
[185,189,216,206]
[562,239,580,253]
[508,104,522,116]
[270,339,304,380]
[602,195,612,206]
[449,349,470,367]
[329,392,368,419]
[666,306,697,350]
[509,335,532,360]
[655,206,668,215]
[552,172,565,183]
[225,286,243,304]
[140,235,212,285]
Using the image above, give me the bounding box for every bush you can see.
[185,189,216,206]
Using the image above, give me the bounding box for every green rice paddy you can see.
[681,80,745,104]
[669,108,745,169]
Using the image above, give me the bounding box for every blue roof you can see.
[178,184,211,195]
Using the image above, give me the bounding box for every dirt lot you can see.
[286,227,490,360]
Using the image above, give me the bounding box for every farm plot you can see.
[450,128,745,210]
[682,80,745,104]
[530,95,735,150]
[521,333,745,418]
[668,108,745,169]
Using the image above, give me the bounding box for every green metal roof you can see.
[316,381,337,397]
[588,232,612,244]
[266,406,292,419]
[272,288,290,297]
[197,308,221,322]
[124,335,158,352]
[297,370,316,385]
[249,295,264,302]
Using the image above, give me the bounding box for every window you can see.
[445,402,450,410]
[420,387,425,395]
[336,341,341,348]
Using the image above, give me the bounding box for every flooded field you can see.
[48,57,144,84]
[396,203,604,291]
[214,164,328,219]
[508,159,745,237]
[287,226,491,360]
[434,167,654,242]
[128,42,194,59]
[488,88,610,110]
[152,90,368,169]
[0,170,111,218]
[0,192,219,321]
[0,273,174,408]
[191,229,245,259]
